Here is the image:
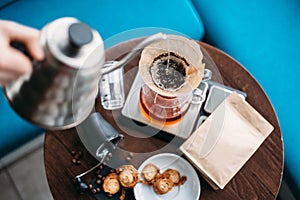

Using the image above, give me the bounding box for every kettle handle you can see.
[10,41,33,60]
[10,41,44,70]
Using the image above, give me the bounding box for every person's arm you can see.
[0,20,44,86]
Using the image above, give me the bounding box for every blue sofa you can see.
[1,0,299,198]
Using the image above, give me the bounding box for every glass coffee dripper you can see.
[138,35,205,125]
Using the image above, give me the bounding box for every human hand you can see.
[0,20,44,86]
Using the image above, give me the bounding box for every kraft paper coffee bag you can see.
[179,93,274,189]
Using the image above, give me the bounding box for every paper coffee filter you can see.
[139,34,205,97]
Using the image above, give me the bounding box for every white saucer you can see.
[134,153,201,200]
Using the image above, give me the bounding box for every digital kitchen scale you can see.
[121,72,207,139]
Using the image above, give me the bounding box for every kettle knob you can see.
[68,22,93,47]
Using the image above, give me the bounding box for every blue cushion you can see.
[0,0,205,157]
[192,0,300,196]
[0,0,15,8]
[0,0,204,41]
[0,88,43,158]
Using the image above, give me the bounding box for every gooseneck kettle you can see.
[4,17,105,130]
[4,17,167,131]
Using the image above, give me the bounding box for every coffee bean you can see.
[71,150,76,155]
[96,179,101,185]
[88,184,93,189]
[92,188,97,194]
[96,187,101,192]
[76,160,81,165]
[72,159,77,164]
[128,152,134,158]
[74,153,82,160]
[97,174,102,179]
[125,156,131,162]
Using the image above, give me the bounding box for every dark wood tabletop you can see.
[44,39,283,200]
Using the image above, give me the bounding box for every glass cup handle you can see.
[202,69,212,81]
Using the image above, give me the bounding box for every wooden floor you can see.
[0,135,53,200]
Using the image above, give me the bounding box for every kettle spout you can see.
[100,33,167,75]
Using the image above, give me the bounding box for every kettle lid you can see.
[41,17,104,69]
[68,22,93,48]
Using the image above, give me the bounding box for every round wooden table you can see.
[44,39,283,200]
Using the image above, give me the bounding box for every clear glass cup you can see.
[99,61,125,110]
